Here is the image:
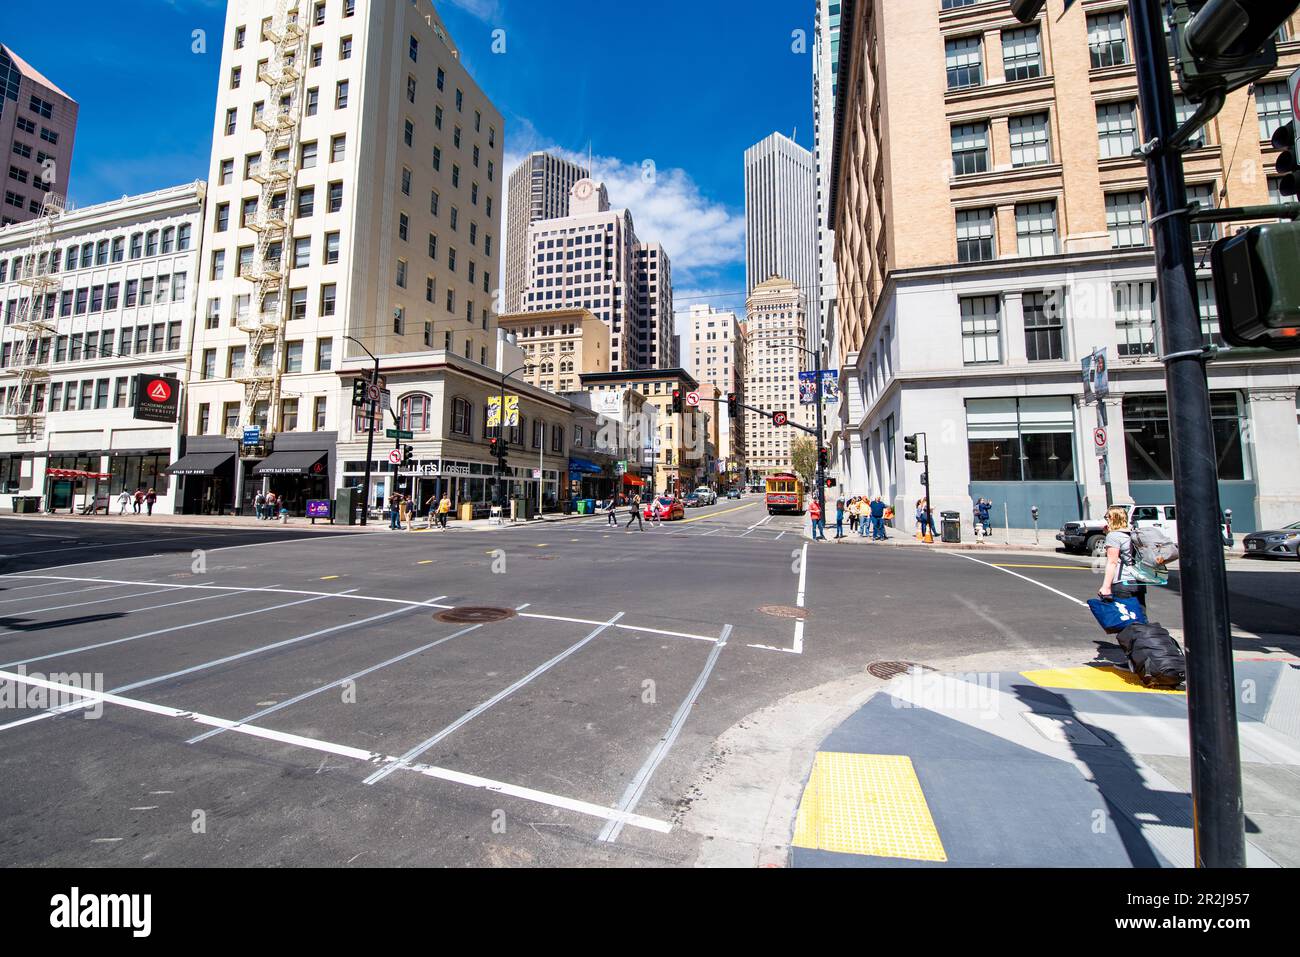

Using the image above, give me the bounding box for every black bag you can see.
[1115,622,1186,688]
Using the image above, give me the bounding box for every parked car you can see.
[726,488,742,500]
[643,496,685,521]
[692,487,717,505]
[1057,504,1232,555]
[682,493,704,508]
[1242,522,1300,560]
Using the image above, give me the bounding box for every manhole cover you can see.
[758,605,807,620]
[866,660,933,680]
[435,606,516,624]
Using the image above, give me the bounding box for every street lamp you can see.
[344,335,380,527]
[496,363,532,510]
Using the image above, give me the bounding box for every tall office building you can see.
[683,303,746,472]
[184,0,504,513]
[743,132,817,346]
[812,0,841,369]
[504,151,588,314]
[742,276,810,476]
[829,0,1300,529]
[0,43,78,227]
[520,178,673,372]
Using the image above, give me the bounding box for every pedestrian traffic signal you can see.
[402,445,414,466]
[904,434,919,462]
[1210,220,1300,349]
[1273,122,1298,198]
[727,392,738,418]
[825,477,836,489]
[817,447,828,470]
[671,388,683,414]
[351,378,367,408]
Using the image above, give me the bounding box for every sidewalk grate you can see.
[758,605,807,620]
[867,661,933,680]
[434,606,516,624]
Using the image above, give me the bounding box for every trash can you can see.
[576,499,588,515]
[512,496,531,521]
[12,496,40,514]
[941,510,961,544]
[459,502,474,522]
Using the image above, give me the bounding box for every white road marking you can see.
[598,623,732,844]
[955,553,1089,607]
[0,667,670,834]
[364,611,626,786]
[4,584,182,617]
[0,583,123,605]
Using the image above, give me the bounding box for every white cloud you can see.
[502,140,745,291]
[440,0,504,21]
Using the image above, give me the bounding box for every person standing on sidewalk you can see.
[625,494,643,531]
[145,488,157,516]
[847,497,859,535]
[916,498,936,539]
[117,489,132,515]
[834,498,845,540]
[809,498,827,541]
[976,498,993,538]
[437,493,452,529]
[388,492,402,530]
[870,496,887,540]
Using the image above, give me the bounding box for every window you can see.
[198,403,210,434]
[1097,100,1138,159]
[314,396,327,431]
[1198,278,1223,348]
[398,212,409,241]
[399,394,431,432]
[1256,81,1290,140]
[1114,280,1158,357]
[317,338,332,371]
[947,120,993,181]
[1024,290,1065,361]
[1009,112,1051,166]
[320,284,337,316]
[225,108,237,135]
[451,397,471,435]
[297,186,315,218]
[1174,94,1208,146]
[290,288,308,321]
[335,80,349,109]
[331,135,346,163]
[437,68,445,91]
[294,237,311,268]
[407,75,417,103]
[215,203,230,232]
[409,35,419,62]
[1002,26,1042,81]
[328,180,343,212]
[282,398,299,432]
[202,348,217,380]
[1187,182,1218,244]
[1124,392,1245,481]
[1106,191,1148,248]
[552,425,563,452]
[956,207,995,262]
[339,36,352,59]
[401,167,411,196]
[432,145,441,171]
[945,36,983,90]
[396,260,407,289]
[284,340,303,373]
[1015,200,1058,256]
[306,87,319,116]
[325,232,340,264]
[1088,11,1129,68]
[960,295,1002,364]
[301,141,318,169]
[967,397,1076,482]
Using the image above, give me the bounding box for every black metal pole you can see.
[1129,0,1244,867]
[922,433,932,540]
[359,355,378,527]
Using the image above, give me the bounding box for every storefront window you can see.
[967,397,1076,482]
[1123,392,1246,481]
[109,453,171,496]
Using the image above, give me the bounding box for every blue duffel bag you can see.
[1087,596,1147,633]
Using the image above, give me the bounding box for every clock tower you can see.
[569,178,609,215]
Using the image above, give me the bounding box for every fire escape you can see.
[236,0,307,437]
[1,193,65,443]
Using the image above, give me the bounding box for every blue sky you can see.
[5,0,815,321]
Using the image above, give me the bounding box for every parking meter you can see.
[1031,505,1040,544]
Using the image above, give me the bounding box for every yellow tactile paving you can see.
[1020,665,1186,695]
[792,752,947,862]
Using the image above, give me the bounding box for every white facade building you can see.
[183,0,504,514]
[743,276,811,476]
[744,132,817,346]
[0,182,206,514]
[683,303,746,468]
[504,151,589,314]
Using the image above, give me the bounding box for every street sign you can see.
[531,469,542,479]
[133,374,180,423]
[365,383,382,402]
[772,410,788,427]
[1093,427,1109,455]
[243,426,262,446]
[685,391,700,407]
[387,449,403,465]
[386,429,414,440]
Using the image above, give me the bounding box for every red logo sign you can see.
[146,379,173,403]
[772,411,788,427]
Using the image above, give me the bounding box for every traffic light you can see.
[351,378,367,408]
[904,434,919,462]
[402,445,414,466]
[727,392,738,418]
[1172,0,1289,102]
[1274,122,1298,198]
[1210,220,1300,349]
[488,437,500,461]
[817,447,828,470]
[671,388,683,414]
[825,477,836,489]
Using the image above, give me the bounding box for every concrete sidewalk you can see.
[788,656,1300,868]
[812,522,1065,552]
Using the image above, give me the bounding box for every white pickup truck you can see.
[1057,504,1232,556]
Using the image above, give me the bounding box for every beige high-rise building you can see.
[829,0,1300,530]
[683,303,746,472]
[497,307,610,393]
[0,44,78,227]
[184,0,504,513]
[504,152,589,314]
[520,178,673,372]
[743,276,811,476]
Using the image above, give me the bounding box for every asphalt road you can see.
[0,503,1295,867]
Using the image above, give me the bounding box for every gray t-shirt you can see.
[1105,530,1135,583]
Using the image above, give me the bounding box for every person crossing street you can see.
[625,494,643,531]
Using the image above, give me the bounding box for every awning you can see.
[252,450,328,476]
[164,452,234,476]
[45,468,111,480]
[622,474,645,487]
[568,457,603,475]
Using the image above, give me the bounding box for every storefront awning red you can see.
[621,474,645,487]
[46,468,111,480]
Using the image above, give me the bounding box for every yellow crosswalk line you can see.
[793,752,946,861]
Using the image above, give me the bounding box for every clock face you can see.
[574,180,593,200]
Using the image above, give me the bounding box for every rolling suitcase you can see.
[1115,622,1186,689]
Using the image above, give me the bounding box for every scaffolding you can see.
[235,0,307,437]
[1,192,66,443]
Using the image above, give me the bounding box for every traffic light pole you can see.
[344,336,381,528]
[1130,0,1245,867]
